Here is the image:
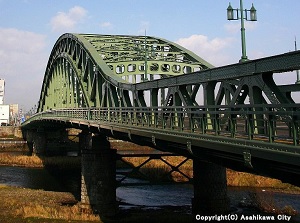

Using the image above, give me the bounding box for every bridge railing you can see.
[26,104,300,146]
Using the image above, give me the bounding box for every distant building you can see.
[0,79,21,126]
[9,104,19,125]
[9,104,18,117]
[0,105,9,125]
[0,79,5,104]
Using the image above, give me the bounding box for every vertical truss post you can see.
[204,82,216,132]
[252,87,265,135]
[247,107,254,140]
[214,107,220,136]
[230,107,237,138]
[291,107,299,146]
[267,107,275,143]
[190,109,195,132]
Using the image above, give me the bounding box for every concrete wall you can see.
[0,126,23,138]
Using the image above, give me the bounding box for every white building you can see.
[0,79,5,104]
[0,105,10,125]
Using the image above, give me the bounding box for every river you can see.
[1,164,300,221]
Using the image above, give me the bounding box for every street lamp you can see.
[227,0,257,62]
[295,37,300,84]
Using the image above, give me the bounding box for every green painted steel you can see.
[37,33,213,112]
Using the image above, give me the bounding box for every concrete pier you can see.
[80,133,117,217]
[24,128,71,156]
[32,129,47,155]
[192,159,229,214]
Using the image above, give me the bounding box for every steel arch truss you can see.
[38,33,213,112]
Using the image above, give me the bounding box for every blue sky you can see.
[0,0,300,110]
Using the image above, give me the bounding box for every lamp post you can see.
[227,0,257,63]
[295,37,300,84]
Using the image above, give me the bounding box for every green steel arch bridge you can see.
[21,33,300,215]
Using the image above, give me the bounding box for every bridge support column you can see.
[23,130,34,155]
[32,129,47,156]
[192,159,229,214]
[80,133,117,217]
[79,131,92,153]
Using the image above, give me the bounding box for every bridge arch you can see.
[38,33,213,112]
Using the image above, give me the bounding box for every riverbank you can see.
[0,184,99,222]
[0,181,299,223]
[1,140,300,222]
[0,184,193,223]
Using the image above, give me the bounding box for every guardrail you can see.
[23,104,300,147]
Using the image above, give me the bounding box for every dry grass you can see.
[0,184,9,189]
[0,153,43,167]
[0,153,81,169]
[122,156,193,182]
[0,185,100,222]
[226,169,287,188]
[17,204,100,221]
[248,189,298,215]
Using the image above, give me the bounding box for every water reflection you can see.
[0,166,62,190]
[117,184,193,207]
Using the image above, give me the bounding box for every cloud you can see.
[0,28,48,110]
[224,22,258,34]
[175,34,235,66]
[50,6,87,32]
[100,22,112,28]
[249,50,265,60]
[138,21,150,35]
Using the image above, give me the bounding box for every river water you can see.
[1,164,300,221]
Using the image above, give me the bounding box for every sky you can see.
[0,0,300,111]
